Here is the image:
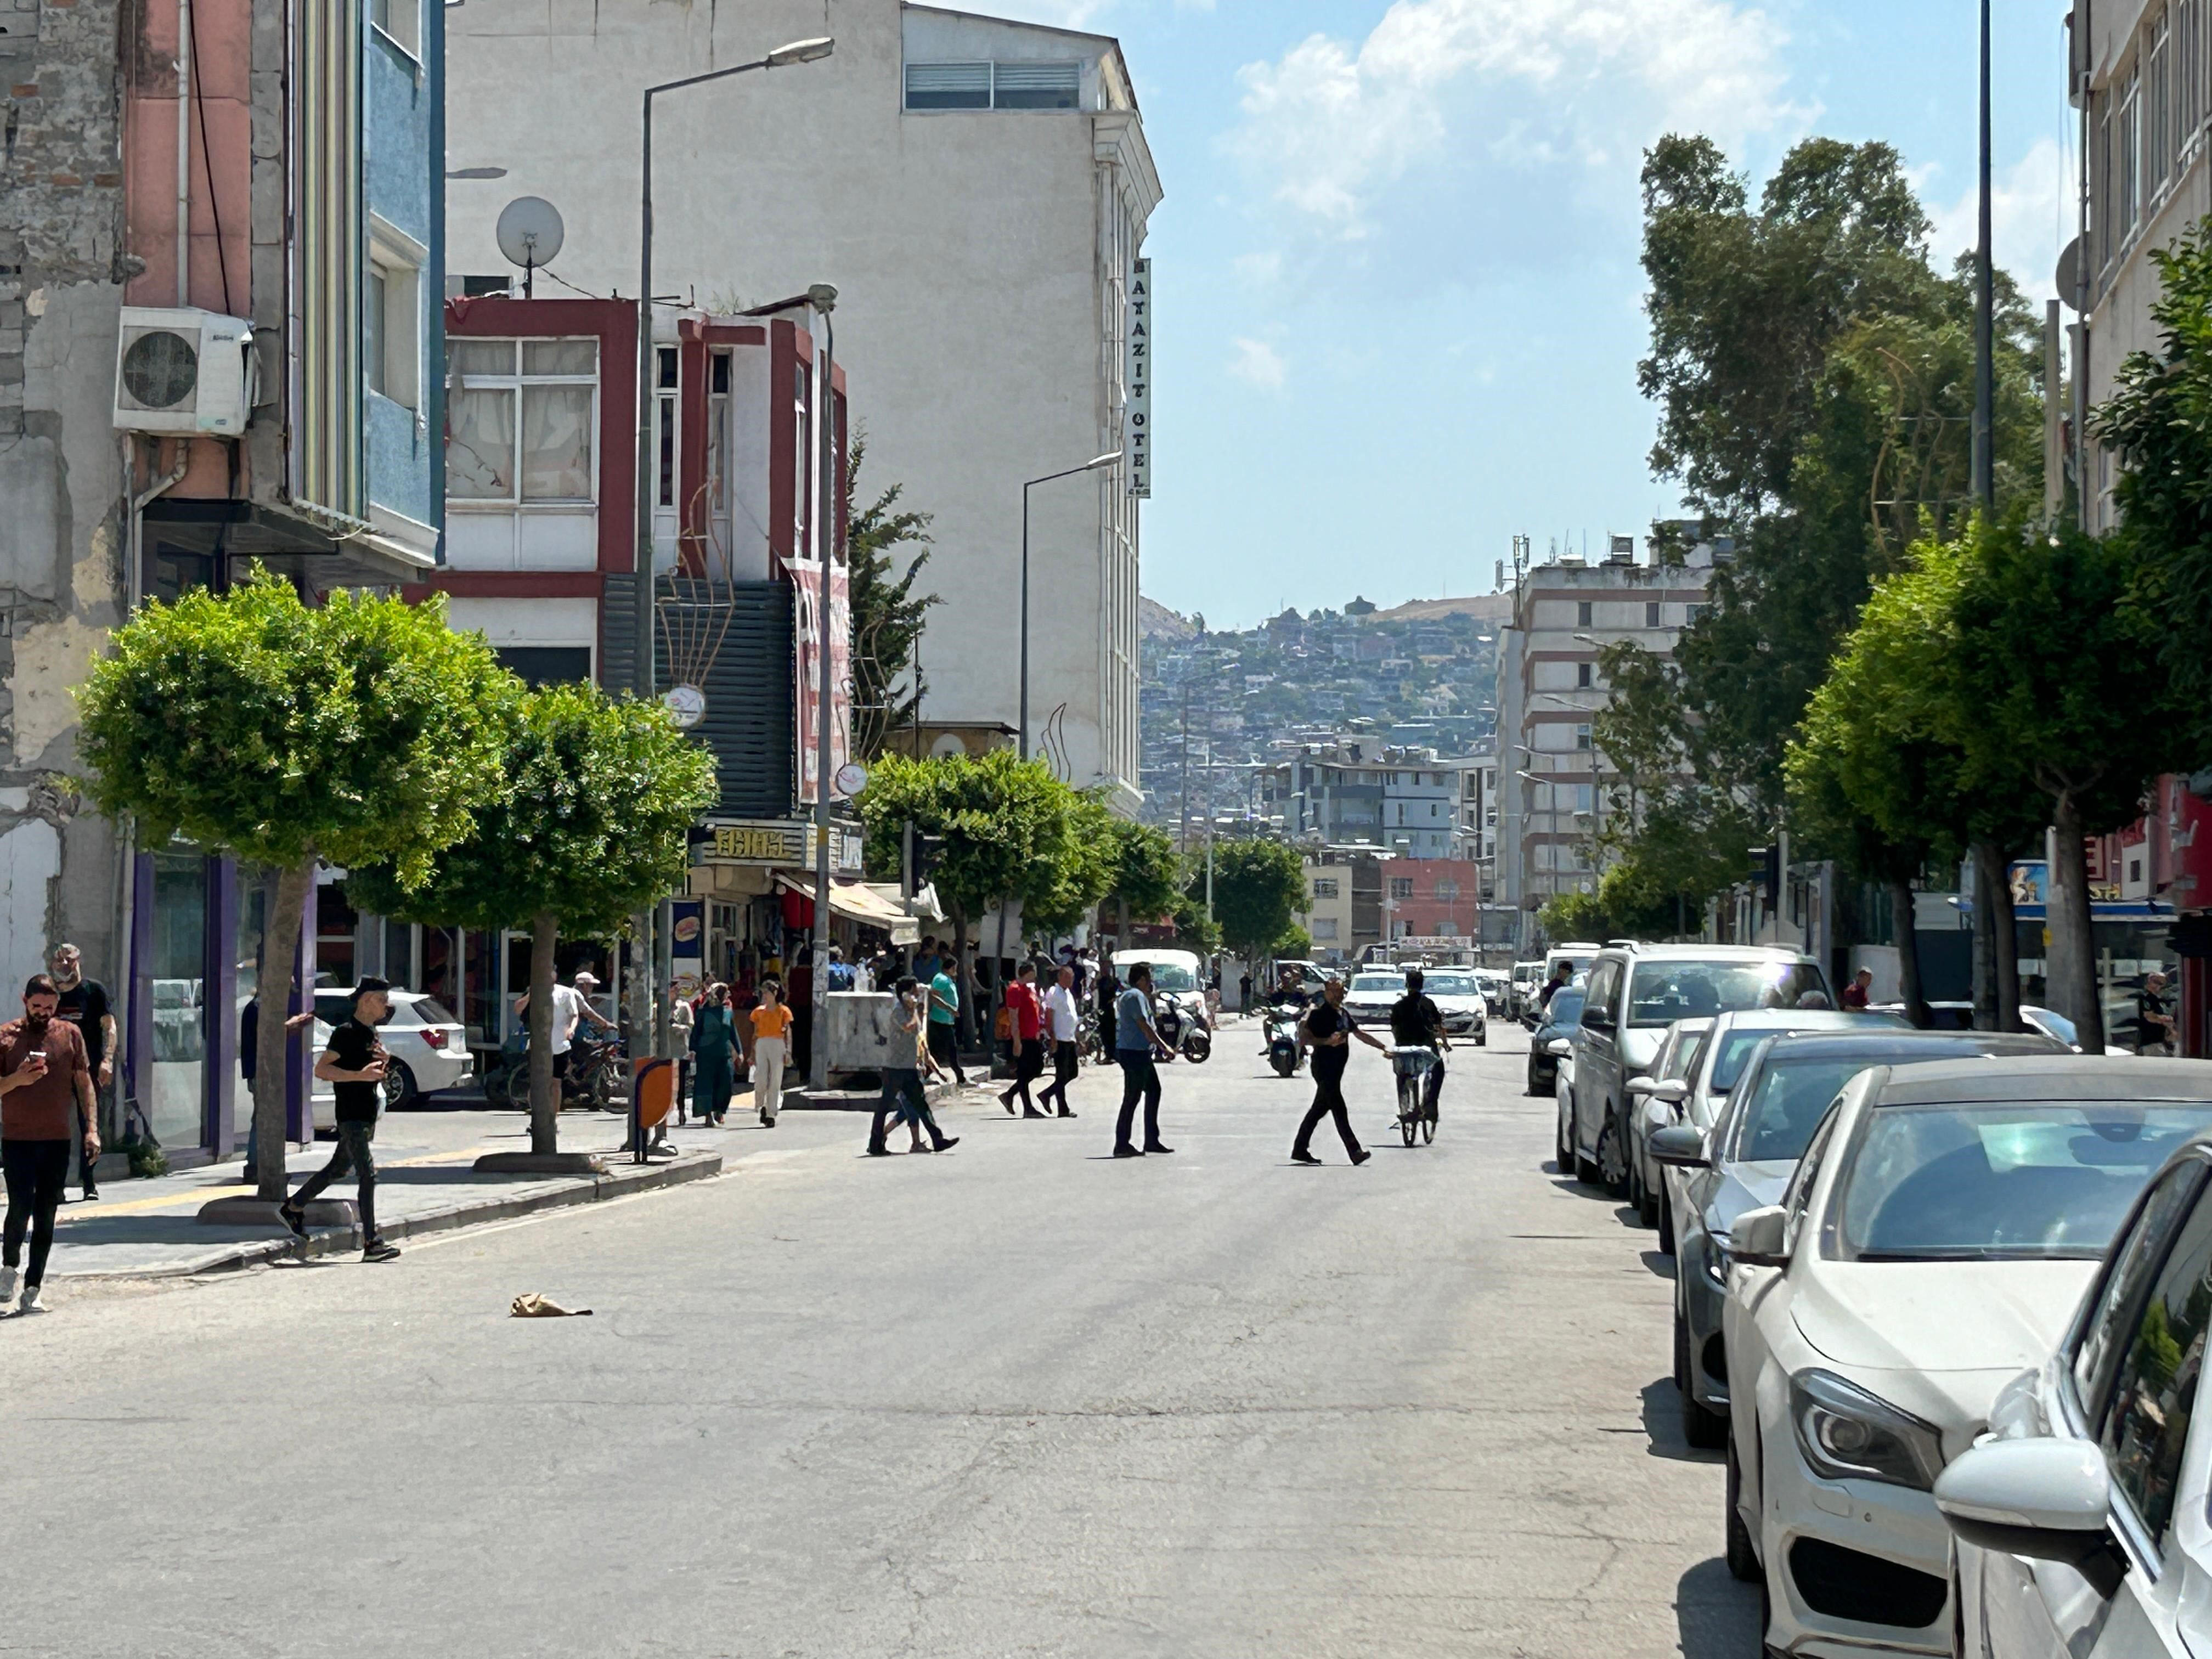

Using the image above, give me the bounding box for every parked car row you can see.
[1538,936,2212,1657]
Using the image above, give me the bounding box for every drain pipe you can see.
[176,0,191,306]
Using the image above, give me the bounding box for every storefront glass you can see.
[147,849,207,1148]
[229,867,269,1148]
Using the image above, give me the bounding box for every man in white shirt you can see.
[1037,965,1082,1119]
[517,970,615,1086]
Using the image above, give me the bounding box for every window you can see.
[2150,13,2172,193]
[447,337,597,504]
[709,351,732,516]
[494,646,592,687]
[2098,1179,2212,1547]
[1645,600,1662,628]
[2181,1,2206,161]
[1576,660,1593,689]
[1312,917,1339,941]
[1311,877,1339,900]
[366,244,420,409]
[1389,877,1414,900]
[1576,600,1593,628]
[905,60,1081,111]
[1576,724,1593,751]
[2075,1169,2205,1417]
[656,347,679,509]
[370,0,419,55]
[2123,69,2143,234]
[1575,784,1595,815]
[2100,97,2116,264]
[1435,878,1459,902]
[1688,602,1711,623]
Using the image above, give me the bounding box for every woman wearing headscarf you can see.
[690,981,737,1127]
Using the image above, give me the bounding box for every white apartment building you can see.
[1258,738,1480,860]
[2074,1,2210,529]
[1496,535,1718,932]
[443,1,1160,807]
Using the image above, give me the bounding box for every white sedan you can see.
[1722,1056,2212,1658]
[1935,1089,2212,1659]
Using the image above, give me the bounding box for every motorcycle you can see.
[1154,998,1212,1064]
[1261,1007,1304,1077]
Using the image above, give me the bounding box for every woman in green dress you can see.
[690,982,737,1126]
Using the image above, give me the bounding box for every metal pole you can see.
[1972,0,1995,511]
[809,306,837,1091]
[631,86,659,1058]
[1019,481,1031,760]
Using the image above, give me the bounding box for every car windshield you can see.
[1830,1102,2212,1261]
[1542,991,1585,1030]
[1731,1058,1874,1163]
[1425,973,1479,996]
[1627,960,1831,1028]
[1351,975,1400,995]
[1139,964,1196,992]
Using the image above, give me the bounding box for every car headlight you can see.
[1789,1369,1946,1491]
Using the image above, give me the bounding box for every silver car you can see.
[1650,1028,2063,1449]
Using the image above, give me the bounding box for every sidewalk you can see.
[43,1105,725,1280]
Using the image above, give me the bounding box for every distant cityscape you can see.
[1137,592,1509,840]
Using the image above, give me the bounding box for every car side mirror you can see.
[1633,1077,1688,1105]
[1934,1440,2126,1599]
[1546,1038,1573,1058]
[1731,1204,1790,1267]
[1649,1124,1708,1169]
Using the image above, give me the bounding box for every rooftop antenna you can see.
[495,195,566,299]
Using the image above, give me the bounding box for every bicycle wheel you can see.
[1421,1105,1436,1145]
[1397,1079,1418,1147]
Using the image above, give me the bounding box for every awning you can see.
[775,874,920,944]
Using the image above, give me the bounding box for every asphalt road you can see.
[0,1018,1759,1658]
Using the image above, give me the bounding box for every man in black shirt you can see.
[1388,968,1452,1119]
[1291,979,1388,1166]
[2137,972,2176,1056]
[48,945,112,1201]
[279,977,400,1261]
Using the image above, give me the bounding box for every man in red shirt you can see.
[998,961,1048,1119]
[0,973,98,1312]
[1841,967,1874,1011]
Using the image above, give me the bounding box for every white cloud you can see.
[1928,137,2070,303]
[1228,336,1288,391]
[1226,0,1805,240]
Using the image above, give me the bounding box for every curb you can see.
[56,1152,726,1281]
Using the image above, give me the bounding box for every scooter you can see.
[1261,1008,1304,1077]
[1155,999,1212,1064]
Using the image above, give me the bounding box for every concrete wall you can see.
[443,0,1157,800]
[1,0,132,986]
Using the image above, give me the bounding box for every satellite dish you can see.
[2056,236,2083,311]
[495,197,565,297]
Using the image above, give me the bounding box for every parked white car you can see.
[1722,1056,2212,1658]
[1935,1098,2212,1659]
[309,989,472,1128]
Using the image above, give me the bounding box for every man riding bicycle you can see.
[1389,969,1451,1118]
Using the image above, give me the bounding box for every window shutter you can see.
[905,61,990,109]
[994,60,1081,109]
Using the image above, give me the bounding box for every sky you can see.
[984,0,2078,629]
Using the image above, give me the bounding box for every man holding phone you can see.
[0,973,98,1312]
[279,976,400,1262]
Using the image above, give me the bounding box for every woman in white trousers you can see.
[752,982,792,1126]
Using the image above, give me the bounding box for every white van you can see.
[1112,949,1209,1029]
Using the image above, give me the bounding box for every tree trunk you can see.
[1116,895,1130,956]
[950,903,973,1046]
[2050,797,2106,1051]
[1976,840,2022,1032]
[528,909,560,1155]
[250,859,314,1203]
[1969,842,1997,1030]
[1886,875,1931,1029]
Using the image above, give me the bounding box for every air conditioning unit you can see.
[112,307,255,436]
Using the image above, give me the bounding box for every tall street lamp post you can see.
[1019,451,1121,760]
[630,35,833,1052]
[808,285,838,1092]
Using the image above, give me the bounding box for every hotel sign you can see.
[704,820,864,872]
[1125,257,1151,498]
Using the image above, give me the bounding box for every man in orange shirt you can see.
[0,973,98,1312]
[752,983,793,1126]
[998,962,1047,1118]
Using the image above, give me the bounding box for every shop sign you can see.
[704,820,864,872]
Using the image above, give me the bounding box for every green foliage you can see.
[1274,925,1313,961]
[345,684,719,938]
[1537,862,1683,947]
[1101,817,1183,923]
[2095,217,2212,752]
[1197,837,1307,964]
[855,749,1111,936]
[845,434,939,760]
[1171,900,1223,959]
[75,573,512,883]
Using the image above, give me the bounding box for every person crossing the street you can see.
[752,982,793,1125]
[927,961,969,1087]
[0,974,98,1311]
[999,961,1047,1118]
[1112,964,1173,1159]
[279,977,400,1262]
[1037,965,1081,1119]
[1292,978,1386,1167]
[1388,968,1451,1124]
[868,978,958,1156]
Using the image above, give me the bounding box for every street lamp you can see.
[629,34,833,1052]
[1019,450,1121,760]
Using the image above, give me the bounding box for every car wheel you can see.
[1725,1433,1760,1583]
[383,1060,417,1111]
[1656,1188,1675,1255]
[1595,1114,1628,1199]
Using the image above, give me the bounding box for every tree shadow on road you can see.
[1677,1555,1762,1657]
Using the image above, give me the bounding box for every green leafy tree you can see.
[845,435,939,760]
[1199,838,1308,969]
[1100,816,1182,947]
[346,685,718,1153]
[75,575,512,1200]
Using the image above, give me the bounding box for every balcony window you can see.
[905,60,1082,111]
[448,337,597,504]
